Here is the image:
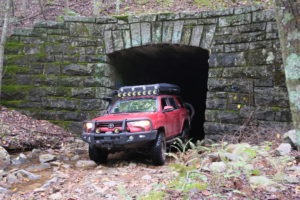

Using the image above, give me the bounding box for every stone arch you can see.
[2,6,292,139]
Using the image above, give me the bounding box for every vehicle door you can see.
[168,97,181,135]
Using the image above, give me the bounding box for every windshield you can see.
[110,98,157,113]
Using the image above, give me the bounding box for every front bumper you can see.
[81,130,158,150]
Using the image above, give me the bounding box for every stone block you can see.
[208,68,223,78]
[80,99,106,111]
[71,88,96,99]
[104,31,114,53]
[130,23,141,47]
[200,24,216,49]
[152,22,162,44]
[208,78,253,93]
[219,13,251,27]
[254,87,289,108]
[95,17,117,24]
[62,64,93,76]
[209,52,246,67]
[172,21,184,44]
[141,23,151,45]
[112,30,124,51]
[181,26,192,45]
[252,10,275,22]
[222,66,272,79]
[123,30,131,49]
[190,25,203,46]
[206,98,227,109]
[42,98,77,110]
[162,21,174,43]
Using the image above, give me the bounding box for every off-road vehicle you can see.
[81,83,194,165]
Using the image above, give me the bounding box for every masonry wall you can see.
[2,5,292,137]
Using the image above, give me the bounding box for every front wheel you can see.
[150,131,166,166]
[88,145,108,164]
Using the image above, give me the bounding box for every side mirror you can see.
[163,105,174,112]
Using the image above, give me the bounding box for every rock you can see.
[209,162,227,173]
[49,192,63,200]
[26,163,51,172]
[75,160,97,169]
[286,166,300,172]
[28,149,42,159]
[275,143,292,156]
[39,154,56,163]
[71,155,80,161]
[284,175,299,184]
[7,173,18,184]
[226,143,256,161]
[283,130,299,149]
[0,186,9,193]
[249,176,276,189]
[42,177,59,189]
[16,169,41,180]
[11,153,27,165]
[0,146,10,169]
[141,175,152,180]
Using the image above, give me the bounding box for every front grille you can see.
[96,121,123,128]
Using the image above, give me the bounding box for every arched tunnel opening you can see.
[108,44,209,141]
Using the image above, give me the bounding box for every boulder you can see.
[0,146,10,169]
[275,143,292,156]
[11,153,27,165]
[283,130,299,149]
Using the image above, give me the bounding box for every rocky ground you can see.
[0,107,300,200]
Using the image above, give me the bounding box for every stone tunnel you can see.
[2,5,292,140]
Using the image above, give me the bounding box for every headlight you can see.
[127,120,151,132]
[84,122,94,133]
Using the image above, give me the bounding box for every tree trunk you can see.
[0,0,10,101]
[274,0,300,149]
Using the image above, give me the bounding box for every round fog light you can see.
[129,136,134,141]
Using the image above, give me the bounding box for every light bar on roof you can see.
[117,83,180,97]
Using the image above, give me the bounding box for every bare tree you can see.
[274,0,300,149]
[0,0,11,101]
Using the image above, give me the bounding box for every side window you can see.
[169,97,178,109]
[161,98,168,110]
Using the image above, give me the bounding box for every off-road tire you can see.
[88,145,108,164]
[150,131,166,166]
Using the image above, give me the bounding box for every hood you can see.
[92,112,156,122]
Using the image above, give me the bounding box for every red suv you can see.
[81,83,193,165]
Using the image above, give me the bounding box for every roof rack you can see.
[117,83,180,97]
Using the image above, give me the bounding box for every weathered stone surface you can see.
[0,147,10,169]
[63,64,93,76]
[162,21,174,43]
[141,23,151,45]
[75,160,97,168]
[11,153,27,165]
[283,129,299,149]
[276,143,292,156]
[39,154,56,163]
[130,23,141,47]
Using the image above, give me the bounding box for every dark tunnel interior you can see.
[108,44,209,140]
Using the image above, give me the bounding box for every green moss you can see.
[1,100,26,107]
[113,15,129,22]
[2,85,32,93]
[4,65,30,74]
[5,54,26,64]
